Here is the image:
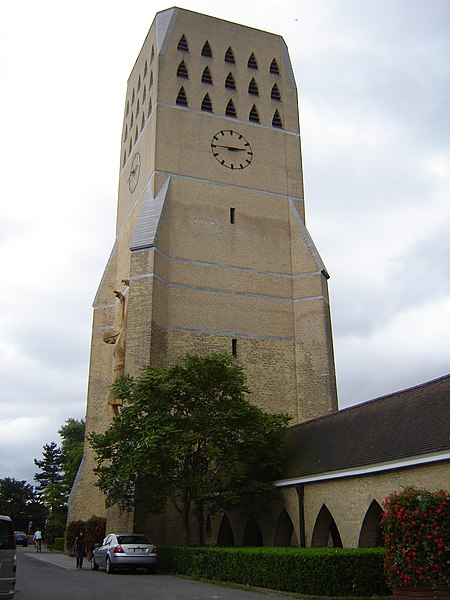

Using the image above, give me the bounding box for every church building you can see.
[68,7,449,546]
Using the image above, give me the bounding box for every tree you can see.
[58,418,85,490]
[0,477,46,531]
[90,354,289,545]
[34,441,67,514]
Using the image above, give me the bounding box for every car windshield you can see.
[117,534,151,545]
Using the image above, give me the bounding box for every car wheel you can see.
[106,556,115,574]
[91,557,99,571]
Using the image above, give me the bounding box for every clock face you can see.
[128,152,141,192]
[211,130,253,170]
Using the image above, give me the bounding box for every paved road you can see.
[15,546,297,600]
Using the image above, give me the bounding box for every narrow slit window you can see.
[270,59,280,74]
[176,87,188,106]
[201,66,212,84]
[150,46,155,63]
[247,53,258,69]
[225,47,235,64]
[136,99,140,116]
[123,151,127,167]
[201,94,213,112]
[271,84,281,101]
[143,85,147,102]
[225,99,237,118]
[137,76,141,91]
[126,101,129,116]
[177,34,189,52]
[135,127,138,144]
[132,89,135,105]
[149,72,153,89]
[129,139,132,154]
[177,60,189,78]
[232,338,237,357]
[225,73,236,90]
[130,112,134,128]
[248,78,259,95]
[272,109,283,128]
[147,99,152,119]
[141,113,145,131]
[123,125,128,142]
[144,61,148,78]
[249,104,260,123]
[230,207,235,224]
[201,41,212,57]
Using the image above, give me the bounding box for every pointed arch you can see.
[225,73,236,90]
[201,66,212,84]
[311,504,343,548]
[243,520,263,546]
[201,93,213,112]
[177,60,188,79]
[248,78,259,95]
[271,84,281,101]
[225,46,235,64]
[272,109,283,128]
[176,87,188,107]
[358,500,384,547]
[217,513,235,546]
[273,508,296,546]
[201,40,212,58]
[249,104,259,123]
[247,52,258,69]
[270,58,280,74]
[177,34,189,52]
[225,99,236,118]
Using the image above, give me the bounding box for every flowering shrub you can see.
[381,487,449,589]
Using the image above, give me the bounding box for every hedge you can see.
[158,546,390,597]
[54,537,65,552]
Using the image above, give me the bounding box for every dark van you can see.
[0,516,16,599]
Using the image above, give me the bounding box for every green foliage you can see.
[0,477,35,529]
[84,515,106,555]
[66,520,86,554]
[381,487,449,589]
[90,354,289,544]
[44,514,66,545]
[54,537,65,552]
[58,418,85,491]
[34,441,67,513]
[158,546,390,596]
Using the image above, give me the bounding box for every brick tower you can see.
[68,7,338,533]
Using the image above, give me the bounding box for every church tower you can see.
[68,8,338,528]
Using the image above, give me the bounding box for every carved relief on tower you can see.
[103,279,129,417]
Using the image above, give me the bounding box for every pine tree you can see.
[34,441,67,514]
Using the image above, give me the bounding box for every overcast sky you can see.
[0,0,449,486]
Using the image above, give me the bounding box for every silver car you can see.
[0,516,16,599]
[91,533,157,574]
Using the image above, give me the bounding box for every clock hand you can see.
[212,144,246,151]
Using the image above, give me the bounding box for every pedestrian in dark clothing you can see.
[73,531,86,569]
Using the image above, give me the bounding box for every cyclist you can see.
[33,529,43,552]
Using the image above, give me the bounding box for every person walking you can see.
[73,531,86,569]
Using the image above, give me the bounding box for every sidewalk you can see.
[22,546,84,571]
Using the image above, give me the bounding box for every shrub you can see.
[54,537,65,552]
[381,487,449,590]
[85,515,106,555]
[158,546,389,596]
[65,520,86,555]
